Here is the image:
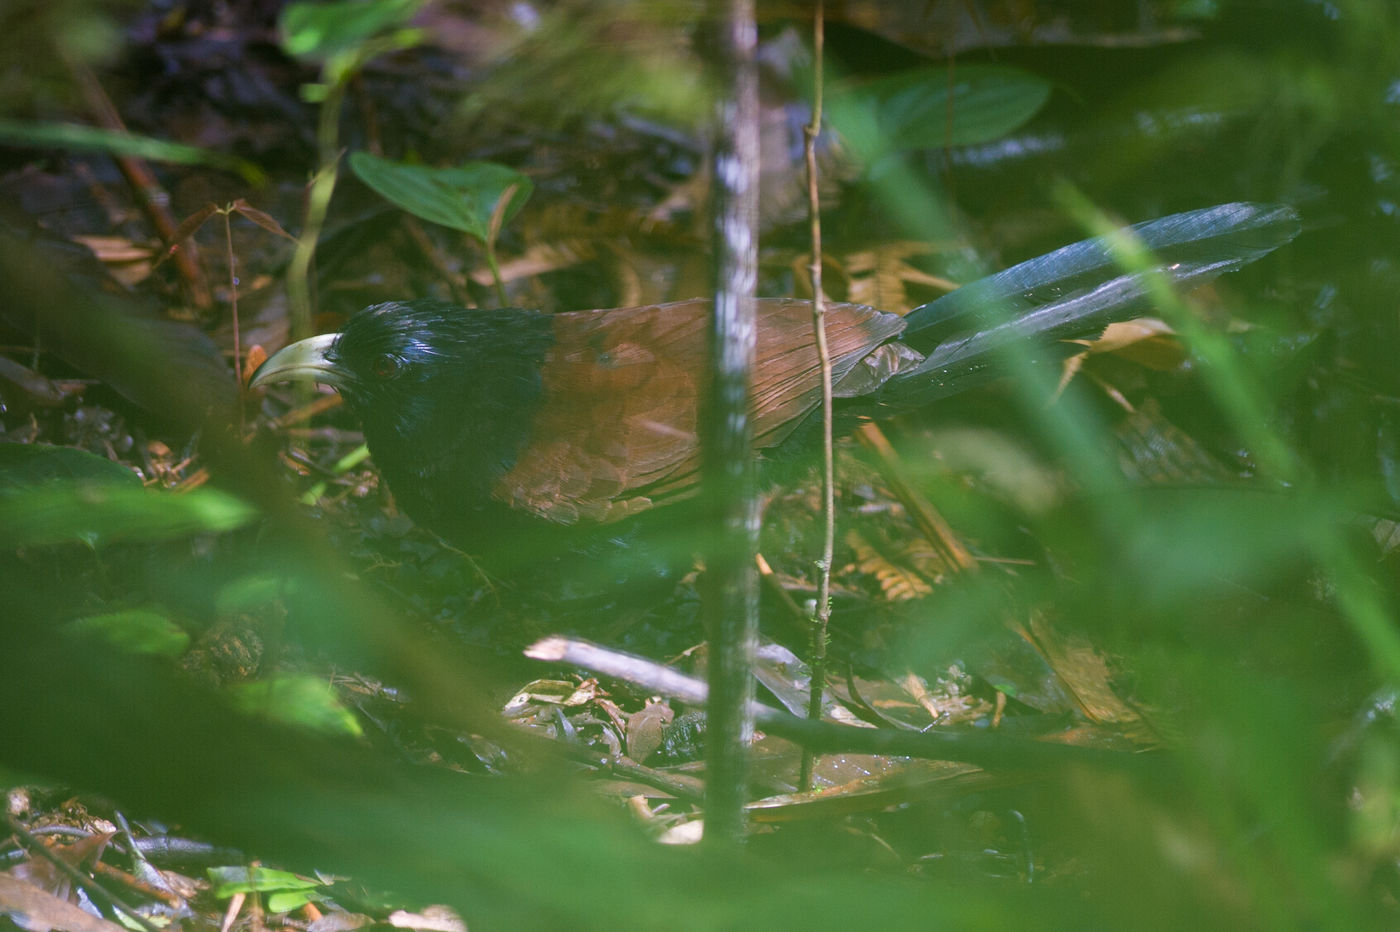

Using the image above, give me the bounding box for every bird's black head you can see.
[253,299,555,526]
[328,300,495,414]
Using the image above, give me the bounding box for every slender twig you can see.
[484,182,519,305]
[548,738,706,803]
[526,637,1156,774]
[755,553,808,622]
[222,208,248,437]
[67,59,212,312]
[223,211,241,386]
[857,422,978,574]
[798,0,830,793]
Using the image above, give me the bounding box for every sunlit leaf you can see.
[278,0,422,62]
[842,241,959,310]
[266,890,317,913]
[63,609,190,659]
[0,484,257,548]
[243,345,269,385]
[216,572,300,615]
[230,675,363,737]
[210,865,324,898]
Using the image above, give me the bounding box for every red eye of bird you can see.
[372,354,401,379]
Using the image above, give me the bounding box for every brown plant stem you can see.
[798,0,831,793]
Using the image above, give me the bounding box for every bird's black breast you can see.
[331,301,557,544]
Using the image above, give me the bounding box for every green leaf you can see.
[230,675,363,738]
[349,152,533,243]
[0,120,265,184]
[0,443,140,494]
[0,443,230,549]
[828,64,1051,165]
[266,890,318,914]
[215,572,301,615]
[63,610,190,659]
[0,484,257,549]
[209,865,324,898]
[278,0,422,62]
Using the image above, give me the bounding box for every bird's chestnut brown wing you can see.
[492,298,906,525]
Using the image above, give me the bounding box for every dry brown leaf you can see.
[0,875,125,932]
[1013,614,1156,744]
[626,700,675,762]
[230,199,296,241]
[469,238,598,287]
[1058,317,1186,397]
[846,529,936,601]
[387,905,467,932]
[501,677,599,715]
[243,345,268,386]
[155,203,221,269]
[1077,318,1185,369]
[843,241,958,311]
[71,234,154,287]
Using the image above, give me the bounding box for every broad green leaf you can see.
[349,152,533,243]
[63,610,190,659]
[215,572,301,615]
[0,484,257,548]
[828,64,1051,165]
[278,0,422,62]
[266,890,318,913]
[0,442,140,494]
[210,865,324,898]
[230,675,363,737]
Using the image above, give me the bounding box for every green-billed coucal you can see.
[251,202,1299,570]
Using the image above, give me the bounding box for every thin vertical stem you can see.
[798,1,831,793]
[224,210,241,386]
[224,208,245,435]
[702,0,761,846]
[286,80,346,342]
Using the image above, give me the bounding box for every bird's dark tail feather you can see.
[882,202,1301,407]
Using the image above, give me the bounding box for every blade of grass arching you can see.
[847,139,1133,685]
[0,118,262,182]
[299,443,371,505]
[1052,186,1300,480]
[854,153,1131,532]
[1054,184,1400,683]
[1054,186,1390,931]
